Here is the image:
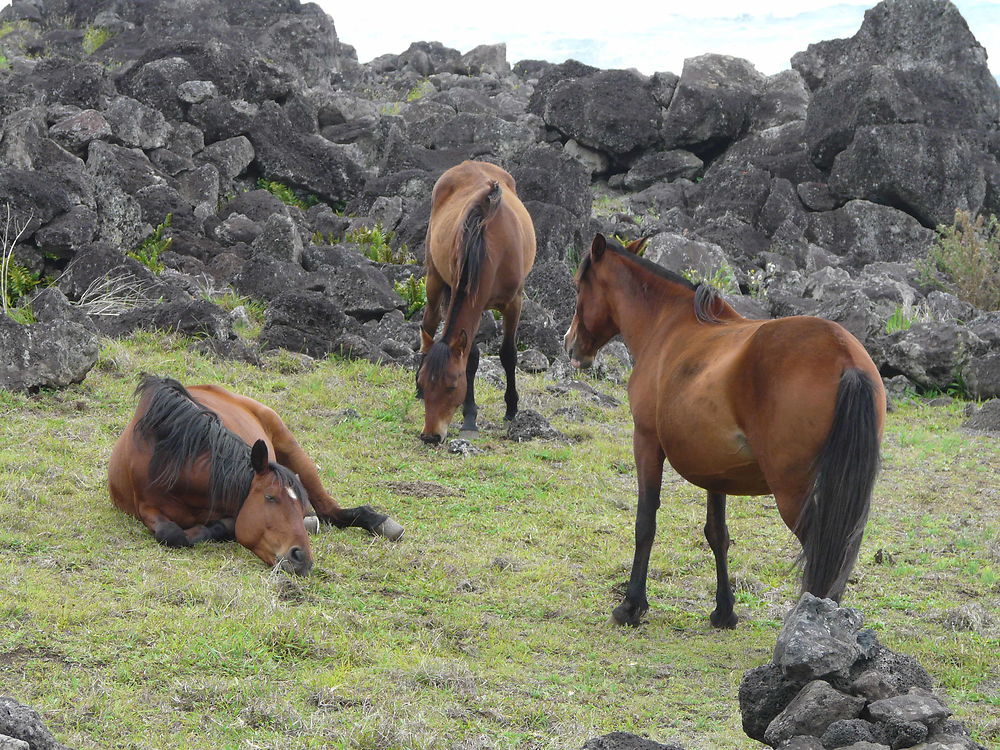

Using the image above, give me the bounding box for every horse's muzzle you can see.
[420,432,444,445]
[278,546,313,576]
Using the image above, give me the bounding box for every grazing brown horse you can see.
[565,235,885,628]
[109,376,404,573]
[416,160,536,443]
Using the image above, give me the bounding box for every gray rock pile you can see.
[0,0,997,396]
[739,594,986,750]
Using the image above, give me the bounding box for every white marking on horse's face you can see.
[287,488,298,502]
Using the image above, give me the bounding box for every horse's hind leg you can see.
[499,296,523,421]
[461,343,480,433]
[612,429,665,627]
[705,491,738,628]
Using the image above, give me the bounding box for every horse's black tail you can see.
[796,367,881,601]
[456,179,502,300]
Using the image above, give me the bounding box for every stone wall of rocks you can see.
[0,0,997,395]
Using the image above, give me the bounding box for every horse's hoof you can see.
[374,517,405,541]
[710,609,739,629]
[304,515,320,534]
[458,428,479,439]
[611,603,644,627]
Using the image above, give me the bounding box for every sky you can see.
[323,0,1000,78]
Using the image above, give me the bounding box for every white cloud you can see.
[325,0,1000,77]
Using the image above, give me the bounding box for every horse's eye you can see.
[265,494,277,503]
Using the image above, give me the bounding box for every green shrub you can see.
[885,305,916,334]
[256,179,318,211]
[345,223,412,264]
[129,215,173,274]
[82,26,113,54]
[405,79,434,102]
[682,263,739,295]
[924,210,1000,311]
[394,274,427,318]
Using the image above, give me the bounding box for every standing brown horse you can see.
[109,376,403,573]
[565,235,885,628]
[416,160,536,443]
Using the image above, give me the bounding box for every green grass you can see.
[0,334,997,748]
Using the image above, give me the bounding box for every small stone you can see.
[518,348,550,373]
[177,80,219,104]
[447,439,484,456]
[867,691,952,725]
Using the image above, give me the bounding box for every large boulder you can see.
[0,316,99,392]
[531,68,662,159]
[661,54,765,158]
[829,125,988,228]
[884,321,982,390]
[804,200,934,267]
[247,101,366,204]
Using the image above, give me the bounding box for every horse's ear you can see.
[450,329,468,357]
[591,234,607,261]
[420,329,434,352]
[250,440,269,475]
[626,237,649,256]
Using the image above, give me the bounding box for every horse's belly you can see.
[663,431,770,495]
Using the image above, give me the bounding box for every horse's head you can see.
[235,440,314,575]
[416,330,469,444]
[565,235,644,367]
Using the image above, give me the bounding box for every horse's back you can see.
[427,160,535,292]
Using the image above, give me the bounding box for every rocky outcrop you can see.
[740,595,986,750]
[0,0,996,398]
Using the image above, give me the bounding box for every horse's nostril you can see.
[420,433,443,445]
[288,546,304,563]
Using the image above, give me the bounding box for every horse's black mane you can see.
[580,236,725,324]
[133,376,306,512]
[425,180,501,383]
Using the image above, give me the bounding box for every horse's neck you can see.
[609,262,698,361]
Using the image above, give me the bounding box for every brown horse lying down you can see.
[417,160,536,443]
[565,235,885,627]
[109,376,403,574]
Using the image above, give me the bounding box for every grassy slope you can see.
[0,331,997,749]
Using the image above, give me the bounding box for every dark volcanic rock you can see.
[763,680,866,747]
[248,101,366,205]
[258,290,358,358]
[581,732,685,750]
[0,316,99,392]
[739,663,806,743]
[884,321,982,390]
[829,124,988,228]
[99,299,234,340]
[661,54,765,157]
[0,696,67,750]
[533,68,661,158]
[962,399,1000,432]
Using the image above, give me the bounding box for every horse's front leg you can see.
[138,504,235,547]
[461,343,480,433]
[416,272,447,399]
[612,429,665,627]
[705,491,737,628]
[267,429,404,541]
[498,296,523,421]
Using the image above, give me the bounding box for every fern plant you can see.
[394,275,427,318]
[129,215,173,274]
